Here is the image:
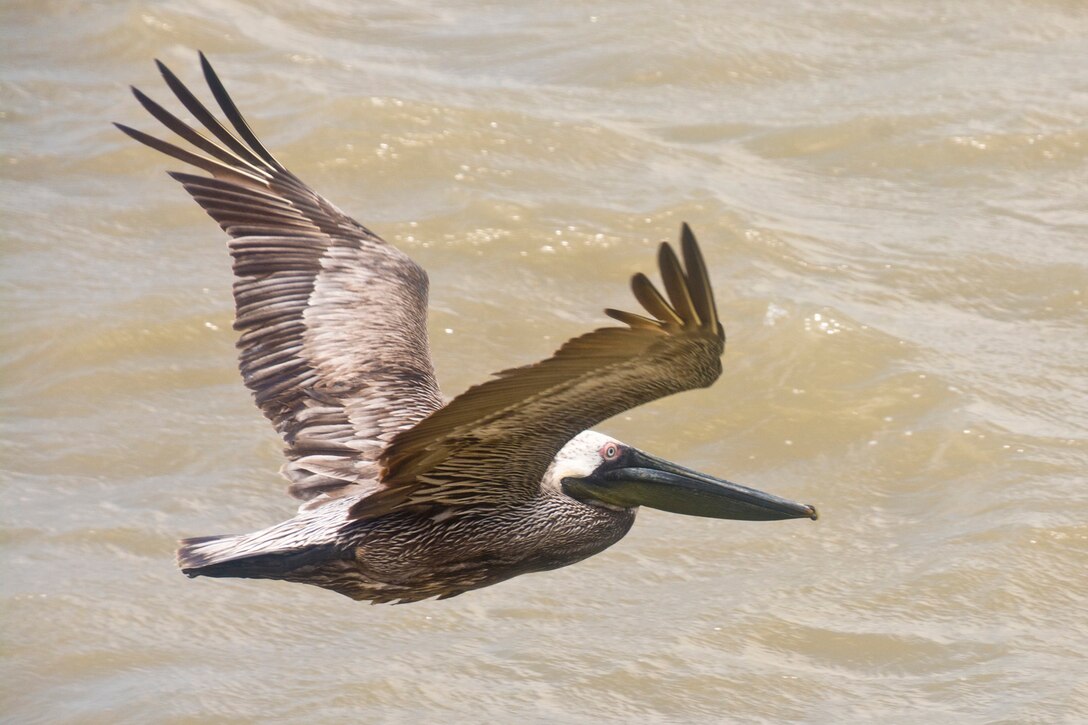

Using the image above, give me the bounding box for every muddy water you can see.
[3,1,1087,721]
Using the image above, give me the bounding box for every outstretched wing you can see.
[351,224,725,519]
[117,53,444,502]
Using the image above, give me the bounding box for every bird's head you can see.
[550,431,817,521]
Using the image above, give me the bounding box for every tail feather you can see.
[177,533,338,580]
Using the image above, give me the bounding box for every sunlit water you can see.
[3,1,1087,721]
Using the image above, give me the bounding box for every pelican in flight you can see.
[118,54,817,604]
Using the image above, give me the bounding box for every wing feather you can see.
[120,54,445,503]
[658,242,700,325]
[631,271,685,326]
[351,227,725,519]
[679,223,720,333]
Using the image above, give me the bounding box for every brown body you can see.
[281,496,633,603]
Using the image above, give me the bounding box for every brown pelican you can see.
[118,53,817,604]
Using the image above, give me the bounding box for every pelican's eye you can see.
[599,442,622,461]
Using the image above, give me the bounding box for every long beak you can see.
[565,450,818,521]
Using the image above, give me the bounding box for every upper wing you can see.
[351,224,725,519]
[117,53,444,502]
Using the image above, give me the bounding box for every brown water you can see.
[3,1,1087,722]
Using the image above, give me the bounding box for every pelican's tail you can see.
[176,499,355,581]
[177,533,239,572]
[176,533,339,579]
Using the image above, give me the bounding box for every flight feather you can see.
[117,53,445,503]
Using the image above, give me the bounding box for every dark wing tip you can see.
[619,227,725,335]
[630,272,684,326]
[657,240,701,325]
[680,221,696,247]
[196,51,284,171]
[677,223,721,336]
[196,50,223,84]
[604,307,666,331]
[154,57,183,88]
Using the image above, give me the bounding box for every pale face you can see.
[541,430,629,494]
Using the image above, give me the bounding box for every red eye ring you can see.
[600,443,621,460]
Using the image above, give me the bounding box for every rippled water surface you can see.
[4,1,1087,721]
